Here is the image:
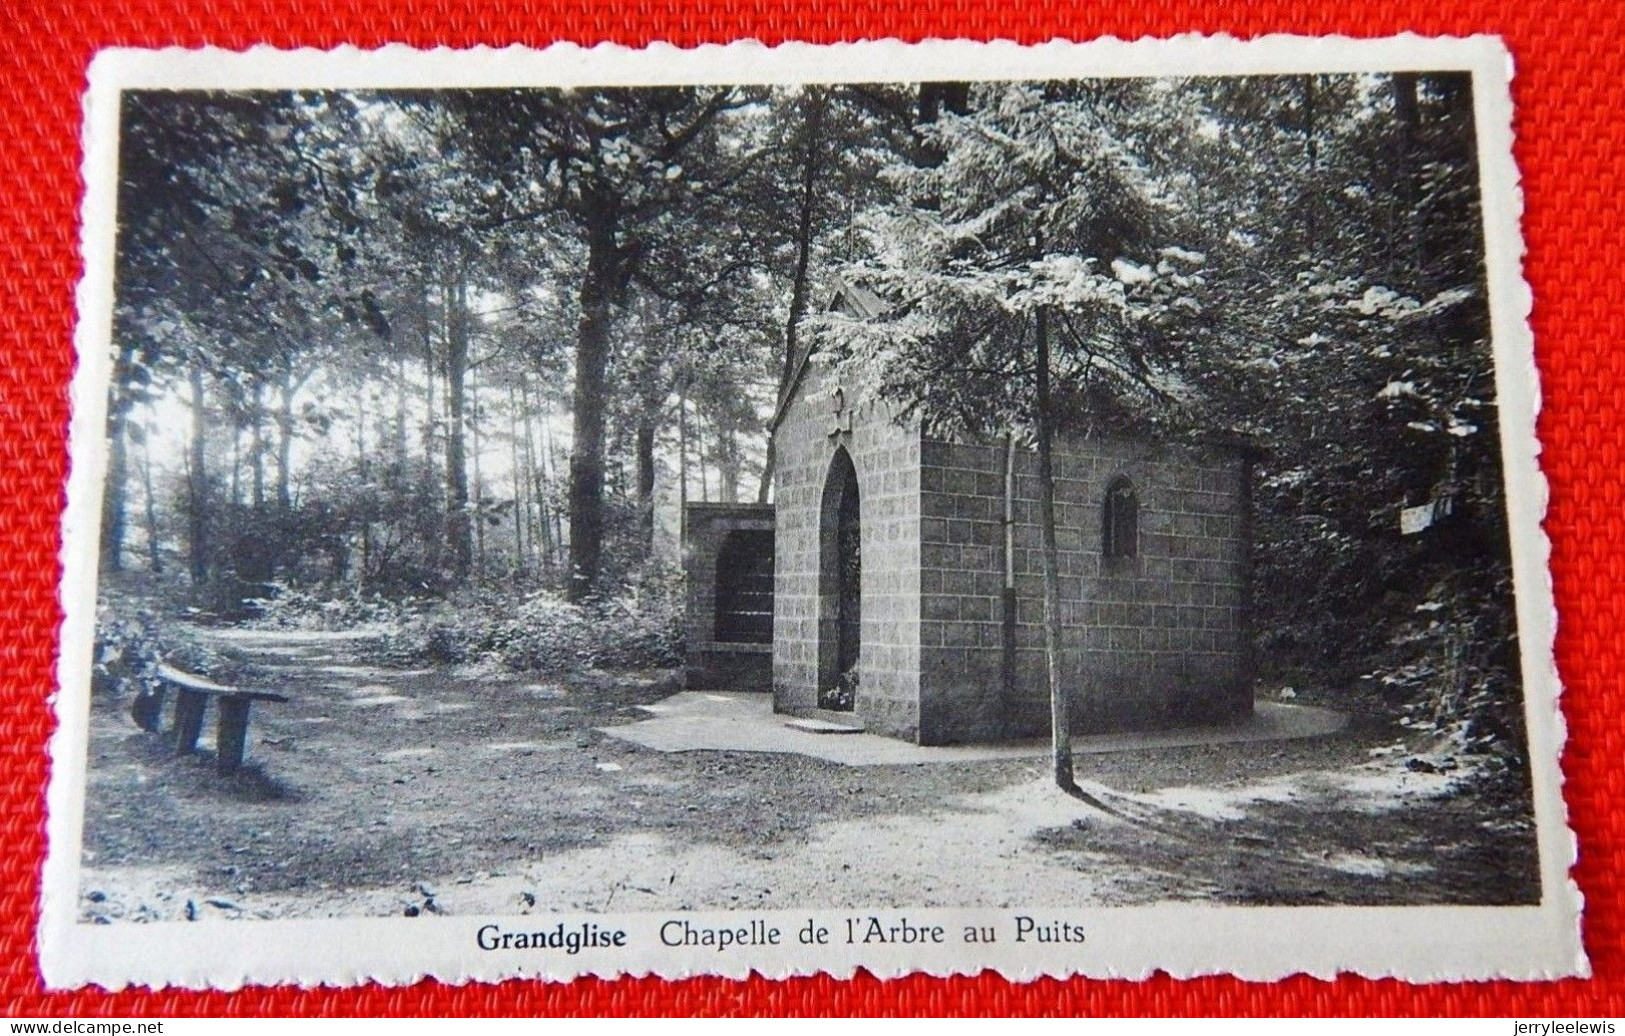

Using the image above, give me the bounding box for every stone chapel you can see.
[685,282,1258,745]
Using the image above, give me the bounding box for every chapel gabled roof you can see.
[827,276,886,321]
[767,275,887,433]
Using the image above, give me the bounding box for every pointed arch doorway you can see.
[817,447,861,712]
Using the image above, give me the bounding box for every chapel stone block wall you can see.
[917,436,1253,743]
[772,362,923,740]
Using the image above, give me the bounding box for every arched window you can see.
[1103,477,1139,560]
[713,529,774,644]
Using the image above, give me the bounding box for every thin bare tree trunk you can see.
[275,366,294,514]
[508,382,525,577]
[250,379,265,511]
[636,420,657,554]
[677,387,690,546]
[422,281,439,507]
[1035,306,1074,792]
[566,199,620,601]
[394,351,409,464]
[696,410,710,503]
[470,366,485,581]
[443,270,473,583]
[142,432,163,573]
[757,441,775,505]
[187,364,209,586]
[546,428,566,572]
[1392,73,1428,288]
[357,388,370,591]
[100,348,137,573]
[760,87,828,502]
[522,376,554,579]
[1301,75,1319,247]
[717,415,740,504]
[230,424,241,508]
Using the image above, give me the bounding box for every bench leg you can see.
[131,686,166,733]
[172,689,207,755]
[217,698,252,775]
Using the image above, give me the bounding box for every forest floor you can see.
[77,625,1541,922]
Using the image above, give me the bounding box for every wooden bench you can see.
[131,663,289,774]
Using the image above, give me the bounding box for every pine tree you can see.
[824,80,1207,793]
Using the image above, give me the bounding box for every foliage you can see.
[1183,74,1517,756]
[819,666,859,712]
[107,86,794,608]
[92,589,241,710]
[1382,571,1527,766]
[376,572,683,675]
[243,582,425,631]
[91,605,164,703]
[822,80,1201,443]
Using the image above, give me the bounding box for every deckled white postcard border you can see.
[43,34,1584,989]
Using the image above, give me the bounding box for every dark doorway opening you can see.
[713,529,774,644]
[818,448,861,711]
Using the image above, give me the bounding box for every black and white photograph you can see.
[43,38,1581,987]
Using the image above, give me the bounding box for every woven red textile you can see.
[2,0,1620,1017]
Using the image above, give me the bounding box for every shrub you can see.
[245,581,424,631]
[377,577,683,677]
[91,592,241,715]
[1370,571,1527,769]
[91,603,164,703]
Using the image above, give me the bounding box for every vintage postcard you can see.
[44,36,1584,989]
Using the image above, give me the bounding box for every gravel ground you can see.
[76,626,1540,922]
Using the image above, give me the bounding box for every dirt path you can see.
[78,626,1539,922]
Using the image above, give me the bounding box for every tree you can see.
[740,84,923,500]
[112,92,396,589]
[1182,72,1515,752]
[824,80,1205,794]
[451,88,769,599]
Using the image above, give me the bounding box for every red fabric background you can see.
[2,0,1620,1016]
